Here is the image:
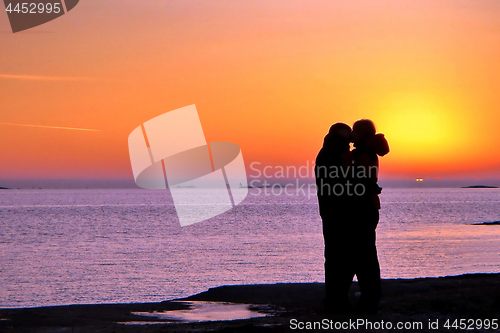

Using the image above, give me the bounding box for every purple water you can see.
[1,188,499,308]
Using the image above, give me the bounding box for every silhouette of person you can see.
[350,119,389,314]
[315,123,355,313]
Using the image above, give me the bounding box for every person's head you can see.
[323,122,352,150]
[352,119,376,144]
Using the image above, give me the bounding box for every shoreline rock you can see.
[0,273,498,332]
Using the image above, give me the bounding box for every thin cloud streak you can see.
[0,74,98,81]
[0,122,101,132]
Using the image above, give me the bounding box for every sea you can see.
[1,188,499,308]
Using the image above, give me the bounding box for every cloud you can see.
[0,74,97,81]
[0,122,100,132]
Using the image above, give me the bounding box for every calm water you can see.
[1,188,499,308]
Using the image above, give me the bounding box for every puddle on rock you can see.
[128,301,270,324]
[118,321,170,325]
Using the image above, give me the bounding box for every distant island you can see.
[473,221,500,225]
[462,185,498,189]
[0,186,10,190]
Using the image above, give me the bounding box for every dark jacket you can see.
[315,137,353,221]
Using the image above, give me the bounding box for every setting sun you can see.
[378,93,461,155]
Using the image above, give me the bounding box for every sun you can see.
[385,109,451,146]
[376,94,458,155]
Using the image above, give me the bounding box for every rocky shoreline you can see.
[0,273,499,332]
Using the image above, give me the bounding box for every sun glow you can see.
[386,110,451,146]
[377,94,462,160]
[370,93,477,177]
[382,95,454,142]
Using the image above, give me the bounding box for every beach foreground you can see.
[1,273,498,332]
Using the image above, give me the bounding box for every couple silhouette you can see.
[315,119,389,314]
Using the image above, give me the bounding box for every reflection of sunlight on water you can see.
[130,301,268,323]
[378,223,500,278]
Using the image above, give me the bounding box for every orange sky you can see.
[1,0,499,185]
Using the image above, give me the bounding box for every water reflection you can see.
[130,301,268,323]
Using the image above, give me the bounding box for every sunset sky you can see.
[1,0,499,187]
